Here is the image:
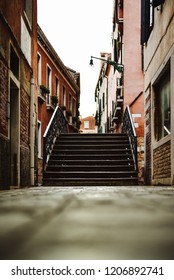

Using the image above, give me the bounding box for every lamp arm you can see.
[91,56,110,63]
[91,56,124,71]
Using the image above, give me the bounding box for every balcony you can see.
[38,90,46,104]
[38,85,50,104]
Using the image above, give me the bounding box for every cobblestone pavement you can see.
[0,186,174,260]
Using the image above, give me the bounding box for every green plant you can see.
[40,85,50,94]
[66,110,72,117]
[51,95,58,105]
[60,105,66,111]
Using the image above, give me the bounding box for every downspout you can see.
[30,76,35,186]
[104,75,109,133]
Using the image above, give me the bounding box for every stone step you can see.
[48,159,135,166]
[50,154,133,160]
[56,134,129,142]
[52,149,132,155]
[43,177,138,186]
[58,133,128,137]
[43,133,138,186]
[46,165,135,172]
[54,143,130,149]
[44,170,138,179]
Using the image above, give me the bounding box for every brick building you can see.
[141,0,174,185]
[0,0,37,189]
[37,25,80,184]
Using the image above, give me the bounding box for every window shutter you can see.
[153,0,165,8]
[141,0,151,45]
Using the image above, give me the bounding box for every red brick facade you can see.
[37,26,80,184]
[0,57,8,137]
[0,0,38,189]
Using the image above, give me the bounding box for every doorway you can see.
[10,79,20,187]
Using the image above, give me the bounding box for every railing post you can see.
[42,106,68,183]
[122,106,138,172]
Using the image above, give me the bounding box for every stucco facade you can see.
[142,0,174,185]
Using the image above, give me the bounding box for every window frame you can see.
[153,66,171,142]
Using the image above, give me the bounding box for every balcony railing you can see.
[122,105,138,171]
[43,106,68,172]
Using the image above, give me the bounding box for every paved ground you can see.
[0,186,174,260]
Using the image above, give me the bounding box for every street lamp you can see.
[89,56,124,73]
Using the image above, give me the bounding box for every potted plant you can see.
[51,95,58,106]
[66,110,72,117]
[60,105,66,111]
[40,85,50,94]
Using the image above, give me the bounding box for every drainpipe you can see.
[105,75,109,133]
[30,76,35,186]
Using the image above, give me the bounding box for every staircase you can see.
[43,133,138,186]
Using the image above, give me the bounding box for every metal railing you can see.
[43,106,68,171]
[122,105,138,171]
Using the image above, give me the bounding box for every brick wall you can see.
[153,140,171,179]
[0,57,8,136]
[137,136,144,184]
[0,56,10,189]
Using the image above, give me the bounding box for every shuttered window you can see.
[141,0,165,44]
[141,0,152,44]
[153,0,165,8]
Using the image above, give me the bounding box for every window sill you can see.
[46,104,55,111]
[153,134,171,150]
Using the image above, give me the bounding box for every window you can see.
[141,0,154,44]
[55,77,59,95]
[24,0,32,27]
[69,94,72,112]
[21,17,31,65]
[154,68,170,141]
[102,92,105,110]
[37,121,42,158]
[84,121,89,129]
[10,45,19,80]
[37,53,41,86]
[46,65,51,104]
[141,0,165,45]
[63,86,66,106]
[153,0,165,8]
[72,98,76,116]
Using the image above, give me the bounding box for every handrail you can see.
[43,106,68,172]
[122,105,138,171]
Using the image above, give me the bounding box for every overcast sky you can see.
[37,0,113,117]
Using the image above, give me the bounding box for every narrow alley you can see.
[0,186,174,260]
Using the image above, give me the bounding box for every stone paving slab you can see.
[0,186,174,260]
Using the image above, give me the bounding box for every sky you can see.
[37,0,113,118]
